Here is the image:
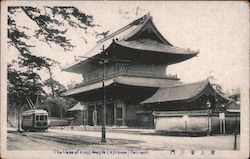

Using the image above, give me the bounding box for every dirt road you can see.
[7,128,240,151]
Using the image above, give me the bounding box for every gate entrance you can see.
[106,103,114,126]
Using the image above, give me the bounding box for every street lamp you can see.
[206,100,211,135]
[233,114,237,150]
[232,109,240,150]
[100,45,108,143]
[98,44,130,143]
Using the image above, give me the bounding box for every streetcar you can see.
[21,109,50,131]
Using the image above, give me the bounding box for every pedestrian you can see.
[70,120,74,130]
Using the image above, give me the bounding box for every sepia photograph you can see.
[1,1,249,159]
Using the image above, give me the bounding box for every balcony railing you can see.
[81,65,178,85]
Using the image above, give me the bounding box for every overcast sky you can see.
[6,1,249,93]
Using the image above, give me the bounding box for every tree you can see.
[43,75,67,117]
[228,88,240,102]
[8,6,98,51]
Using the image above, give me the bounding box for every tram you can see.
[21,109,50,131]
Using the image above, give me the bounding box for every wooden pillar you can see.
[220,119,222,133]
[93,104,97,126]
[223,119,226,134]
[209,117,212,132]
[114,101,117,126]
[83,110,86,130]
[122,103,126,126]
[86,105,89,125]
[219,118,225,134]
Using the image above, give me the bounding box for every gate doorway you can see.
[87,102,115,126]
[106,103,114,126]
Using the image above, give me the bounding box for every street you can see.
[7,127,240,151]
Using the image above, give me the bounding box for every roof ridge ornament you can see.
[97,14,150,44]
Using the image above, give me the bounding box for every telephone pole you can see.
[101,45,107,143]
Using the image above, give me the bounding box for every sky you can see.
[6,1,249,94]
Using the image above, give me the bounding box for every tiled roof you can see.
[67,102,86,111]
[153,110,211,117]
[141,80,217,104]
[116,39,198,55]
[223,101,240,110]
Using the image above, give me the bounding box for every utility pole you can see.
[101,45,107,143]
[234,115,237,150]
[206,100,211,136]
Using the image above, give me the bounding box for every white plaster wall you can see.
[155,116,208,132]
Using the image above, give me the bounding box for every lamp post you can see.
[206,100,211,135]
[234,111,240,150]
[233,112,238,150]
[100,45,108,143]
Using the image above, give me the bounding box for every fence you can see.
[49,117,70,126]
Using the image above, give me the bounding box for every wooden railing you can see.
[80,66,178,86]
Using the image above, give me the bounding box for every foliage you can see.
[39,96,77,117]
[7,63,45,106]
[228,88,240,102]
[8,6,97,51]
[44,77,66,97]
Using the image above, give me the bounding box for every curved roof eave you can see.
[115,40,199,56]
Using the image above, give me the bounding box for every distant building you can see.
[67,102,87,125]
[223,101,240,133]
[63,14,234,134]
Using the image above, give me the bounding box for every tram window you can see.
[44,116,47,120]
[36,115,39,121]
[40,115,44,120]
[23,116,31,119]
